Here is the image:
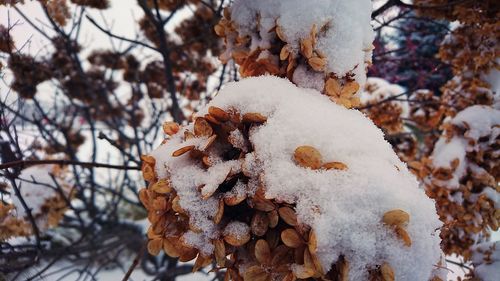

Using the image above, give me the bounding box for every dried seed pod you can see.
[322,161,348,171]
[294,146,322,169]
[255,239,272,265]
[194,117,213,137]
[209,106,230,122]
[279,206,298,226]
[381,262,395,281]
[163,122,180,136]
[242,112,267,124]
[172,145,195,157]
[383,209,410,226]
[395,226,412,247]
[281,228,303,248]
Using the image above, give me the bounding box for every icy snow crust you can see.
[152,76,442,280]
[229,0,374,87]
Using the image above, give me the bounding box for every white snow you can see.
[12,165,61,218]
[228,0,374,88]
[151,76,443,280]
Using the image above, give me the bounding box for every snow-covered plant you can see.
[417,105,499,278]
[0,165,71,240]
[140,76,444,281]
[215,0,374,108]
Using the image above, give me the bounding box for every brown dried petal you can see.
[395,226,412,247]
[381,262,395,281]
[172,145,195,157]
[300,38,313,59]
[322,161,348,171]
[214,239,226,267]
[242,112,267,124]
[147,238,162,256]
[382,209,410,226]
[194,117,213,137]
[308,57,326,72]
[268,209,279,228]
[340,81,360,98]
[244,265,269,281]
[163,238,181,258]
[281,228,303,248]
[294,146,322,170]
[151,179,172,194]
[209,106,230,122]
[325,78,342,97]
[251,211,270,237]
[163,122,180,136]
[279,206,298,226]
[214,199,224,224]
[255,239,272,265]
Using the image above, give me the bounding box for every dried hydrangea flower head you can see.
[419,105,500,260]
[215,0,374,108]
[140,76,444,281]
[0,165,72,240]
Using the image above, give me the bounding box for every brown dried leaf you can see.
[294,146,322,170]
[280,45,291,61]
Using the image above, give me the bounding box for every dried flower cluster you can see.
[0,202,31,241]
[140,76,444,281]
[0,165,72,241]
[410,3,500,277]
[417,106,499,260]
[215,0,374,108]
